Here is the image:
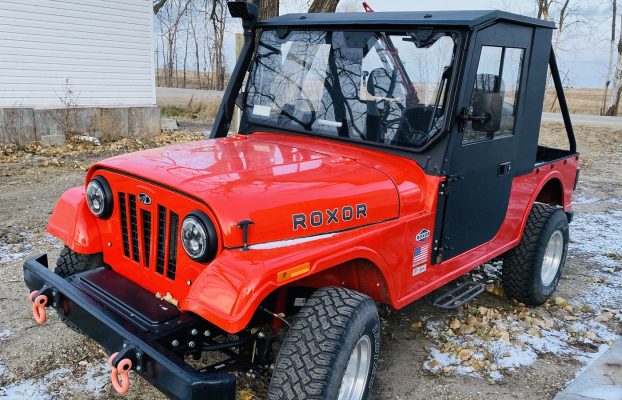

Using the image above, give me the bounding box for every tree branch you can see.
[153,0,168,14]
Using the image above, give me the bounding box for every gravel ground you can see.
[0,122,620,400]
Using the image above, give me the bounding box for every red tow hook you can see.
[29,290,48,325]
[108,352,133,394]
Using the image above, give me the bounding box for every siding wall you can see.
[0,0,155,108]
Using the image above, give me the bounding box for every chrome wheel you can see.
[338,335,372,400]
[541,230,564,286]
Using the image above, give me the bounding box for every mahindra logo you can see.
[138,193,152,205]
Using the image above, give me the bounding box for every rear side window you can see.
[462,46,524,144]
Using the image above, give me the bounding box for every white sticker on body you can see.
[412,264,427,276]
[252,104,272,117]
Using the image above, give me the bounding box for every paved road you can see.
[156,87,622,128]
[542,112,622,128]
[156,87,223,106]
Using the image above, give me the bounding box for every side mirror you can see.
[366,68,395,100]
[471,91,502,133]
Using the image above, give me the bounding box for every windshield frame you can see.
[239,27,466,155]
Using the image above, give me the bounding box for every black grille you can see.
[119,193,130,257]
[117,193,178,280]
[128,194,139,262]
[156,205,167,275]
[167,212,179,280]
[142,210,152,268]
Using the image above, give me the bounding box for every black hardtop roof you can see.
[259,10,555,30]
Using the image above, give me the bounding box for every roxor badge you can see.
[293,204,367,231]
[416,229,430,242]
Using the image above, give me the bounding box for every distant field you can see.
[156,80,612,117]
[543,88,609,115]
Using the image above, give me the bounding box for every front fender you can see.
[180,221,403,334]
[47,187,102,254]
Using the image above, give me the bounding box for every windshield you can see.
[244,29,457,149]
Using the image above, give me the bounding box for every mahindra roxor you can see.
[23,3,580,399]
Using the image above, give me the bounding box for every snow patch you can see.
[0,360,110,399]
[0,367,69,399]
[569,208,622,309]
[0,232,32,264]
[573,193,600,204]
[0,330,10,341]
[67,362,109,396]
[570,209,622,268]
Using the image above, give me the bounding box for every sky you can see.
[360,0,614,88]
[237,0,616,88]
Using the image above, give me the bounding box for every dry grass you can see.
[543,88,609,115]
[160,97,220,121]
[0,131,205,166]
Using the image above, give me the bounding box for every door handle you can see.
[498,162,512,176]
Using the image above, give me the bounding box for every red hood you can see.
[92,133,409,247]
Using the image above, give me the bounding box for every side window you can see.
[462,46,524,144]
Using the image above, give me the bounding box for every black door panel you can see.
[436,23,532,261]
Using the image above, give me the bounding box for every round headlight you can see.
[86,176,113,219]
[181,211,217,262]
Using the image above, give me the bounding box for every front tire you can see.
[267,287,380,400]
[502,203,569,305]
[54,246,102,277]
[53,246,102,332]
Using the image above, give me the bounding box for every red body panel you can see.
[48,132,578,333]
[47,187,102,254]
[90,134,399,248]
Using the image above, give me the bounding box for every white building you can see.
[0,0,159,144]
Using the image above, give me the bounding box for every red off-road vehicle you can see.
[24,3,579,399]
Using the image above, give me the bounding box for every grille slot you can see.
[119,193,130,257]
[167,212,179,280]
[128,194,140,262]
[141,210,152,268]
[156,205,167,275]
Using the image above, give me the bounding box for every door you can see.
[436,23,532,261]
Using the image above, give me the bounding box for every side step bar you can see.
[430,281,485,310]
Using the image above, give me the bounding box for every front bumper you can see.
[23,254,236,400]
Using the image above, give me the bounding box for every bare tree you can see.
[255,0,280,20]
[153,0,168,14]
[308,0,340,13]
[209,0,228,90]
[189,12,202,88]
[536,0,581,52]
[536,0,553,19]
[602,0,618,114]
[156,0,192,86]
[606,12,622,115]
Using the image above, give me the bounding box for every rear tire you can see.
[502,203,569,305]
[267,287,380,400]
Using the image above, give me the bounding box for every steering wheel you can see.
[395,113,428,147]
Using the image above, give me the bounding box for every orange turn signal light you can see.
[277,262,311,282]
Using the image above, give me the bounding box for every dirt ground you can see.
[0,122,620,400]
